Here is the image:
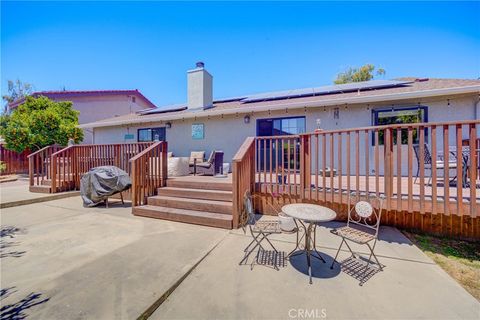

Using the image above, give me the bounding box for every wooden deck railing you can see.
[232,137,256,228]
[28,144,63,188]
[249,120,480,238]
[130,141,168,206]
[47,142,153,193]
[1,145,30,175]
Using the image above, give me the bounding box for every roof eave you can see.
[79,85,480,129]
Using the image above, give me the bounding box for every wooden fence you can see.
[130,141,168,206]
[0,145,30,175]
[249,120,480,239]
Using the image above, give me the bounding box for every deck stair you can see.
[133,176,234,229]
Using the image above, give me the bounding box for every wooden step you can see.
[29,185,52,193]
[157,187,232,202]
[148,195,232,215]
[167,178,232,191]
[133,205,232,229]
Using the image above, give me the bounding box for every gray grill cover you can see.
[80,166,131,207]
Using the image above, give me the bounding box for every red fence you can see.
[0,145,30,175]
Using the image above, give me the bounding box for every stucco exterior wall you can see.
[93,93,479,175]
[52,94,150,144]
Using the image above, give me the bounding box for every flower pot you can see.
[278,211,296,233]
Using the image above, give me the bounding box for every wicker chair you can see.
[238,191,283,270]
[196,151,224,176]
[330,192,385,285]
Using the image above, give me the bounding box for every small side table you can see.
[282,203,336,284]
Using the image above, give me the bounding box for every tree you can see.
[334,64,386,84]
[2,79,33,106]
[0,96,83,152]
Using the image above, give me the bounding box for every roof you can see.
[8,89,157,109]
[79,77,479,129]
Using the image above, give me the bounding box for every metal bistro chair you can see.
[330,193,385,285]
[413,144,457,185]
[238,191,283,270]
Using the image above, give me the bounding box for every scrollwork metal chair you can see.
[238,190,283,270]
[330,192,385,285]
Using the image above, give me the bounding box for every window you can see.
[132,96,136,103]
[257,116,306,136]
[256,116,305,171]
[137,127,166,142]
[372,106,428,145]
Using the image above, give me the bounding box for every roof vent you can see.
[196,61,205,68]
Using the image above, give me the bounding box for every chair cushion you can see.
[189,151,205,165]
[196,161,212,168]
[331,226,375,244]
[167,152,173,158]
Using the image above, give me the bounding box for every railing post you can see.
[161,141,168,187]
[384,127,393,211]
[232,160,239,229]
[51,154,57,193]
[300,134,311,199]
[29,156,34,187]
[131,159,137,207]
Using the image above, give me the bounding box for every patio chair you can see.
[330,192,385,285]
[188,151,205,174]
[196,151,224,176]
[413,144,457,185]
[238,190,283,270]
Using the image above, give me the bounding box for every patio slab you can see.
[0,179,79,209]
[0,197,228,319]
[153,222,480,320]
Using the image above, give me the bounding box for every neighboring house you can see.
[9,89,157,144]
[80,62,480,173]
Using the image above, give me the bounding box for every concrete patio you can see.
[1,195,479,319]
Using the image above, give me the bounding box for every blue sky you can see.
[2,1,479,107]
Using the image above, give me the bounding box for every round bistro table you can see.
[282,203,337,284]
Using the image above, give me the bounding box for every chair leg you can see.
[368,240,383,271]
[414,167,419,184]
[263,233,278,252]
[330,238,344,269]
[343,239,356,258]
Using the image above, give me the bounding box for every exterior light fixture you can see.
[316,118,322,130]
[244,115,251,124]
[165,122,172,129]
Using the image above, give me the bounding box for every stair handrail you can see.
[232,136,256,229]
[130,141,168,207]
[28,144,64,188]
[50,145,75,193]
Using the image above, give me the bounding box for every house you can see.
[80,62,480,173]
[9,89,157,144]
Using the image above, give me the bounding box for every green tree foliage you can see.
[334,64,386,84]
[0,96,83,152]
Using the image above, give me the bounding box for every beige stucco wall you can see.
[93,93,479,175]
[52,94,151,144]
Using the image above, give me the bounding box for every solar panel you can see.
[241,80,412,103]
[139,104,187,115]
[214,96,247,103]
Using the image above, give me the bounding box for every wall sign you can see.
[192,123,204,140]
[124,133,134,140]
